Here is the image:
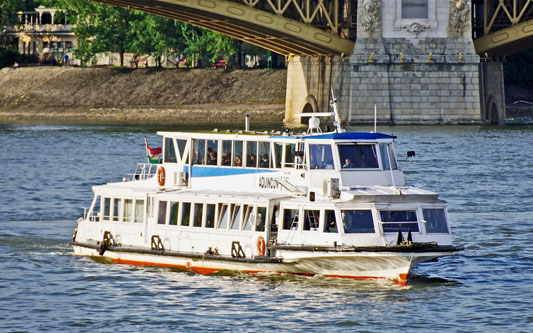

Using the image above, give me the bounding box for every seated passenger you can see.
[234,155,242,166]
[222,153,231,166]
[260,154,269,168]
[247,154,257,167]
[342,158,354,168]
[207,149,217,165]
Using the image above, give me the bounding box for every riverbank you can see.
[1,66,531,126]
[0,66,287,125]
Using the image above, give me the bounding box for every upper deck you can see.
[149,130,407,199]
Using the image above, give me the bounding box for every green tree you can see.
[40,0,240,67]
[129,14,186,67]
[49,0,137,66]
[180,25,238,67]
[0,0,22,46]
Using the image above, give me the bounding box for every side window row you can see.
[157,201,267,232]
[95,196,145,223]
[188,138,300,169]
[280,208,377,234]
[281,209,339,233]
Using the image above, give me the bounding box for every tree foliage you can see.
[40,0,239,67]
[1,0,23,46]
[0,46,21,68]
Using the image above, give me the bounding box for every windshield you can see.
[338,144,379,169]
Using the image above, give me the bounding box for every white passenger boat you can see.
[72,108,463,284]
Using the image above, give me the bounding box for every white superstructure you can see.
[72,124,462,284]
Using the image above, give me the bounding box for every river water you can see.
[0,124,531,332]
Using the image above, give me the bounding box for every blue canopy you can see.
[301,132,396,140]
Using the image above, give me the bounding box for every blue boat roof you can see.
[282,132,396,140]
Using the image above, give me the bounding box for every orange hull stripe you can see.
[105,257,408,284]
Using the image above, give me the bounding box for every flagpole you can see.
[144,136,149,164]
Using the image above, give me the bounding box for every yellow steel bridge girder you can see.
[93,0,355,56]
[474,18,533,55]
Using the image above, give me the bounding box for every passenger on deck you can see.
[342,158,354,168]
[222,153,231,166]
[260,154,269,168]
[207,148,217,165]
[247,154,257,167]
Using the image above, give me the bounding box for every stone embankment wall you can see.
[0,67,287,125]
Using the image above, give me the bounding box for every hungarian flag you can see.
[144,137,162,163]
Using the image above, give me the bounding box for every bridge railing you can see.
[473,0,533,37]
[229,0,357,35]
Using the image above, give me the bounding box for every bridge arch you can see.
[300,95,320,124]
[94,0,354,56]
[474,19,533,55]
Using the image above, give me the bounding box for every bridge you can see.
[92,0,533,125]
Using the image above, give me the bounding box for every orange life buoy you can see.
[157,167,166,186]
[257,236,266,256]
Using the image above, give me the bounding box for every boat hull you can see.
[72,242,456,284]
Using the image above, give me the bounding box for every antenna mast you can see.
[330,89,344,133]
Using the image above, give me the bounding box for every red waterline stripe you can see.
[107,257,407,284]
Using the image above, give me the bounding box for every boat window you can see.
[192,139,205,165]
[181,202,191,226]
[246,141,258,168]
[193,203,203,227]
[164,137,177,163]
[134,199,144,223]
[169,201,179,225]
[102,197,110,221]
[338,144,379,169]
[123,199,133,222]
[231,205,242,230]
[206,204,216,228]
[243,206,254,231]
[206,140,218,165]
[256,207,267,232]
[283,209,299,230]
[324,209,338,233]
[177,139,187,160]
[380,210,419,232]
[90,196,101,222]
[113,199,121,222]
[309,144,334,169]
[220,140,231,166]
[342,210,375,233]
[157,200,167,225]
[259,141,271,168]
[379,144,398,170]
[218,204,229,229]
[283,143,296,168]
[273,142,282,168]
[234,141,243,167]
[303,210,320,231]
[423,209,449,233]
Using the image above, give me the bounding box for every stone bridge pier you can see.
[284,0,507,126]
[480,60,506,124]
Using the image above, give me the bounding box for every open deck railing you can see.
[127,163,157,181]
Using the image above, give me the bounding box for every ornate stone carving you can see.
[449,0,470,34]
[403,22,428,36]
[360,0,380,33]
